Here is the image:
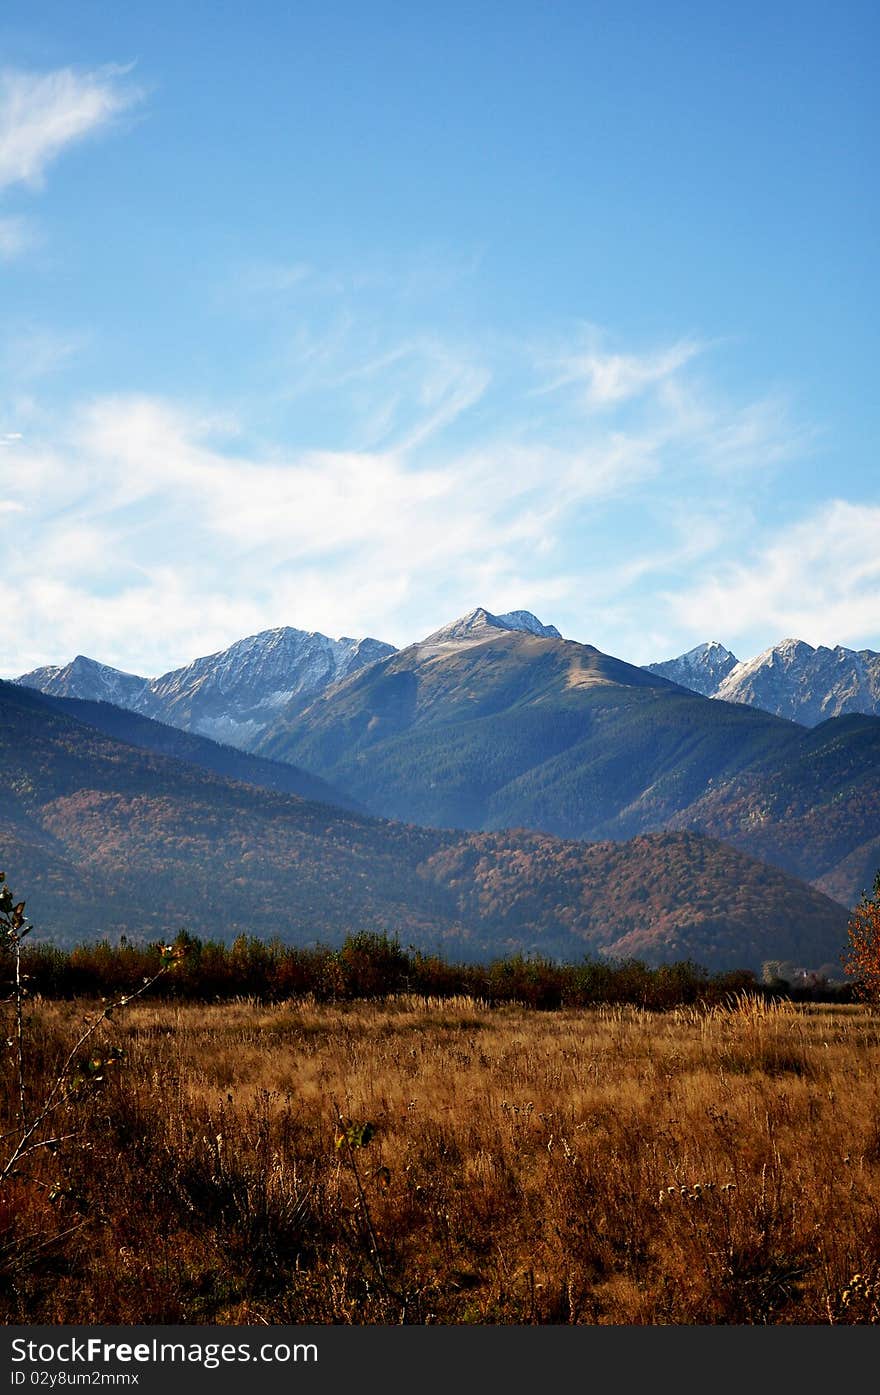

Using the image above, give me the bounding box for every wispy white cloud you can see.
[0,64,141,262]
[234,260,313,297]
[0,317,828,675]
[664,501,880,651]
[0,215,36,260]
[655,375,812,473]
[0,324,84,382]
[0,64,140,193]
[536,329,703,409]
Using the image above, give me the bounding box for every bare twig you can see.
[0,960,172,1183]
[1,871,186,1187]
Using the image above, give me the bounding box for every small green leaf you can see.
[347,1121,375,1150]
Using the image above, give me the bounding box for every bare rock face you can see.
[17,627,396,750]
[422,606,561,645]
[17,655,150,707]
[714,640,880,725]
[644,641,739,697]
[14,606,564,751]
[646,638,880,726]
[135,628,396,747]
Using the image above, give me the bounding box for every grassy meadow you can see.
[3,991,880,1324]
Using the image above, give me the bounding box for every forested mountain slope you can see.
[0,680,849,970]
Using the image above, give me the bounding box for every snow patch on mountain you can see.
[135,627,397,745]
[17,627,397,752]
[647,638,880,725]
[17,664,62,689]
[17,656,150,707]
[715,640,880,724]
[497,610,562,639]
[644,641,739,697]
[422,606,562,646]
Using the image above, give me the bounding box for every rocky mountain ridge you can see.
[646,638,880,725]
[15,609,560,748]
[18,626,398,749]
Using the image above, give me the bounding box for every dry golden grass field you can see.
[4,993,880,1324]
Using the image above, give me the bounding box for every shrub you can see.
[843,870,880,1001]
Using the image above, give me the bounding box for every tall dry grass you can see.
[3,993,880,1323]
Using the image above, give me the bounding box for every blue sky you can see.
[1,1,877,678]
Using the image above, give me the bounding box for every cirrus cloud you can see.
[0,63,142,262]
[664,501,880,651]
[0,318,819,677]
[0,64,140,192]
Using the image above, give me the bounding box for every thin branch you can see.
[14,933,26,1129]
[7,1131,83,1167]
[1,961,171,1183]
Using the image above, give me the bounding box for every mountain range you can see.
[646,638,880,725]
[250,611,880,905]
[15,609,559,748]
[0,678,850,971]
[19,627,397,750]
[7,605,880,962]
[18,618,880,741]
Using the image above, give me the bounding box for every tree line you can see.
[15,928,856,1009]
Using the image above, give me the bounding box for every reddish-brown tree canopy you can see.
[843,871,880,1001]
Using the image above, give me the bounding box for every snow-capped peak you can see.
[17,656,150,706]
[16,626,397,752]
[496,610,562,639]
[643,641,739,697]
[133,625,397,745]
[422,606,562,645]
[647,636,880,725]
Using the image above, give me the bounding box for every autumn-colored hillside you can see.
[0,680,849,970]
